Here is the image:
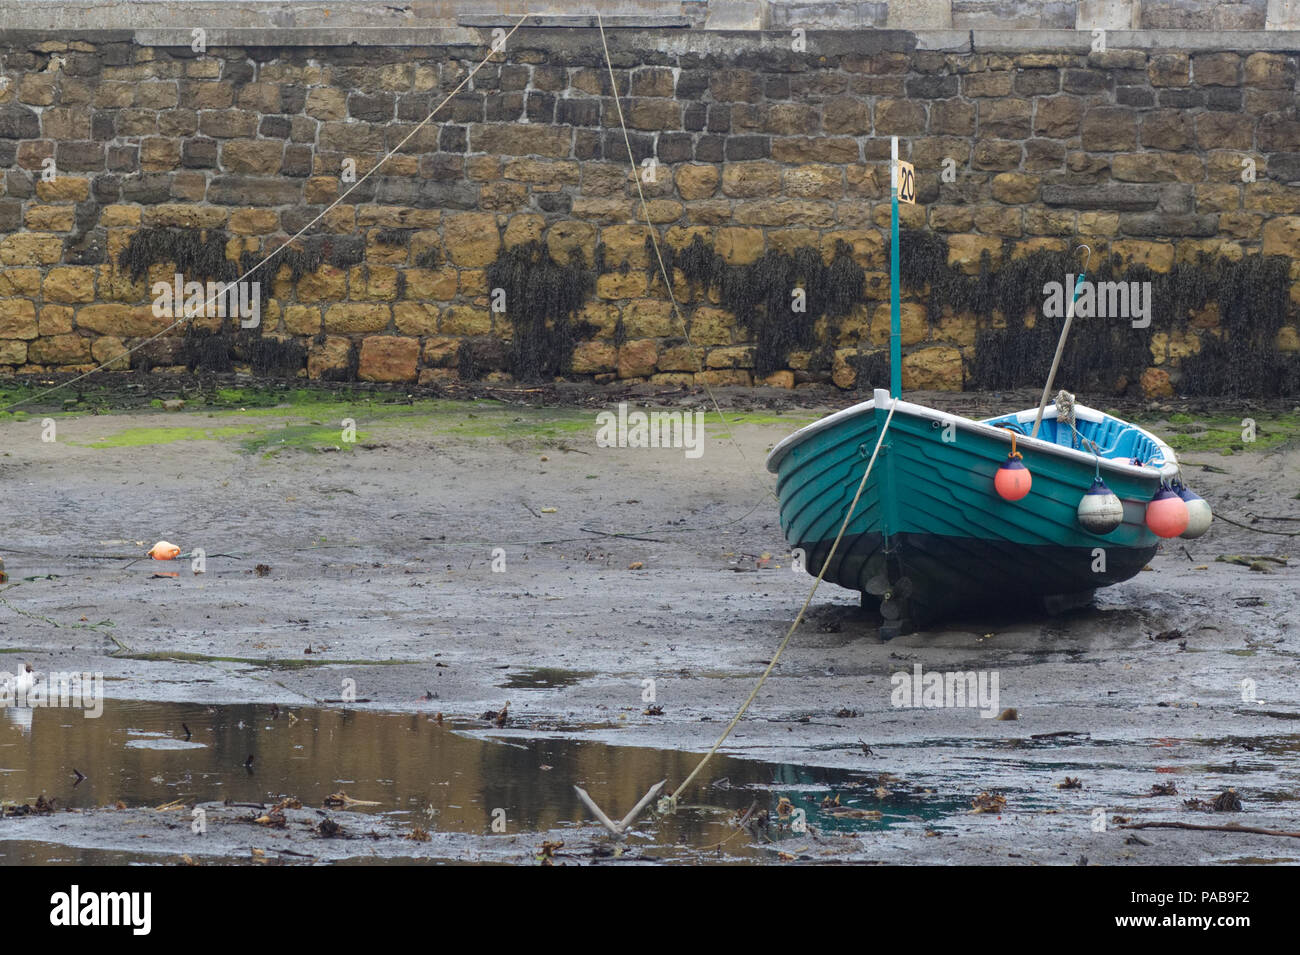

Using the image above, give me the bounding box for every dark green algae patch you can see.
[1,384,823,456]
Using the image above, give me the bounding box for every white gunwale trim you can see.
[765,388,1180,482]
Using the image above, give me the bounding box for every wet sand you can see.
[1,389,1297,864]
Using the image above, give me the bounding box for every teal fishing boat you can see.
[765,388,1205,634]
[765,139,1210,636]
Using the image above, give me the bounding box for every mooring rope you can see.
[667,396,899,809]
[596,13,777,504]
[0,14,532,416]
[1211,513,1300,537]
[1054,389,1078,448]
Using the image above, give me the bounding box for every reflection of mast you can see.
[3,704,33,736]
[2,663,36,735]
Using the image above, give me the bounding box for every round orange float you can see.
[1145,486,1189,538]
[995,435,1032,502]
[147,540,181,560]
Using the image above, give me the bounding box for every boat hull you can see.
[798,530,1156,634]
[768,389,1178,635]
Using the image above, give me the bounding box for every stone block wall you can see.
[1,28,1299,396]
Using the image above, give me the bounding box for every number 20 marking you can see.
[897,161,916,205]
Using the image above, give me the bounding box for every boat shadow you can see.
[800,597,1157,647]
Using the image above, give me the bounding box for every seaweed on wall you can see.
[118,222,1298,397]
[457,341,481,381]
[648,234,865,378]
[118,227,237,284]
[239,334,308,376]
[485,241,598,381]
[374,227,414,247]
[180,329,235,373]
[238,235,365,286]
[889,229,1298,398]
[413,247,442,270]
[120,227,365,289]
[1177,254,1296,397]
[456,339,510,382]
[964,248,1149,393]
[673,234,727,297]
[853,350,892,392]
[118,227,323,378]
[180,329,307,376]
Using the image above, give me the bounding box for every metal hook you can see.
[1075,243,1092,275]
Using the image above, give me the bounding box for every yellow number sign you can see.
[896,159,916,205]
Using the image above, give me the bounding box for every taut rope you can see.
[667,397,900,809]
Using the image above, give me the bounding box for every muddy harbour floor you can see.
[0,382,1297,865]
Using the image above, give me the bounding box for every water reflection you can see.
[2,707,32,736]
[0,700,924,863]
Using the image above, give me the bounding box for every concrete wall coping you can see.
[4,0,1300,33]
[2,26,1300,54]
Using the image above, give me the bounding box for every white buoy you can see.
[1176,484,1213,539]
[1077,477,1123,534]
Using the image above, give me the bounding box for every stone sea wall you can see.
[1,27,1299,396]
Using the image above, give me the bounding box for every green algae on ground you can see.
[51,399,592,455]
[202,385,425,417]
[228,401,589,448]
[78,424,259,449]
[22,392,828,457]
[719,412,818,426]
[0,384,44,411]
[697,410,821,442]
[709,410,821,436]
[7,377,825,452]
[1133,413,1300,455]
[241,422,370,458]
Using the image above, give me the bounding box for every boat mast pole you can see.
[1031,245,1091,439]
[889,136,901,398]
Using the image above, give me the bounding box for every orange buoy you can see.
[147,540,181,560]
[994,433,1031,502]
[1145,486,1189,539]
[995,458,1032,501]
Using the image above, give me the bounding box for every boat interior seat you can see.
[1077,417,1165,465]
[982,410,1166,467]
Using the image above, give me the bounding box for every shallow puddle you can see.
[0,700,950,864]
[498,667,596,689]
